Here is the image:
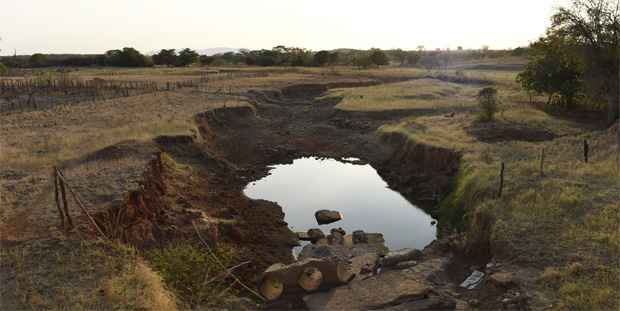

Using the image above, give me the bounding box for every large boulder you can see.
[380,248,424,268]
[315,210,342,225]
[303,270,432,310]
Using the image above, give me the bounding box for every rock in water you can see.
[327,228,345,245]
[307,228,325,243]
[352,230,367,244]
[331,228,346,236]
[315,210,342,225]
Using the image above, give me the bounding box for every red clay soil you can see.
[91,149,297,282]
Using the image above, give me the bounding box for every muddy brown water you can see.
[244,157,437,252]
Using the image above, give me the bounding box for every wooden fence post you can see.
[53,168,65,229]
[58,170,73,229]
[56,168,105,239]
[540,148,545,177]
[497,162,505,198]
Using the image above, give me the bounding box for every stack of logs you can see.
[258,226,389,301]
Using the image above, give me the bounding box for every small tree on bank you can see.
[478,87,500,121]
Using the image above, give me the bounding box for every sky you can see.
[0,0,569,55]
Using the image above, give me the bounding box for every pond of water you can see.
[244,157,436,251]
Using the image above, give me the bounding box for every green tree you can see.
[353,52,373,68]
[199,55,214,65]
[550,0,619,123]
[517,35,582,109]
[177,48,199,66]
[328,51,340,65]
[152,49,178,66]
[313,50,330,66]
[104,48,150,67]
[369,48,389,66]
[29,53,48,67]
[405,52,421,67]
[392,49,407,66]
[0,63,7,75]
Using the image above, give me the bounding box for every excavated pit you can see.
[244,156,437,252]
[91,80,462,287]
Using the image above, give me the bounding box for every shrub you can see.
[477,87,500,121]
[0,63,7,75]
[146,242,238,307]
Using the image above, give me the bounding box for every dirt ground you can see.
[1,66,617,310]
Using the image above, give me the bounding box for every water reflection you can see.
[244,157,436,250]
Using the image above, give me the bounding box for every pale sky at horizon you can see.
[1,0,569,55]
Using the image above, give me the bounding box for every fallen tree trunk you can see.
[259,258,353,301]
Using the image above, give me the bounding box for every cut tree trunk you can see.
[259,258,353,301]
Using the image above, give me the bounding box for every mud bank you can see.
[90,80,478,308]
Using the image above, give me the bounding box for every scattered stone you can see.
[489,272,515,288]
[307,228,325,243]
[394,260,418,269]
[380,248,424,268]
[365,233,385,244]
[468,299,480,307]
[315,238,329,246]
[327,233,344,245]
[353,230,367,244]
[343,234,353,248]
[330,227,346,236]
[327,228,345,245]
[298,244,339,260]
[296,232,310,241]
[315,210,342,225]
[460,270,485,289]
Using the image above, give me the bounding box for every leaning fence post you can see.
[53,168,65,229]
[56,168,104,238]
[540,148,545,177]
[497,162,505,198]
[58,170,73,229]
[583,139,589,163]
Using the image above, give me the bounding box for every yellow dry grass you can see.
[323,78,478,111]
[332,68,619,310]
[0,239,178,310]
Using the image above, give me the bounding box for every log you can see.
[260,275,284,301]
[259,258,353,300]
[298,267,323,292]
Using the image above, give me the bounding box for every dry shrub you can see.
[103,261,177,311]
[477,87,500,121]
[146,242,238,308]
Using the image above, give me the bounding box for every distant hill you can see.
[196,47,242,56]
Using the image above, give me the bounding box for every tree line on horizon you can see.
[0,46,518,70]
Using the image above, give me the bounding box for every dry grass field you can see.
[1,64,618,310]
[330,69,619,310]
